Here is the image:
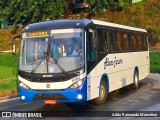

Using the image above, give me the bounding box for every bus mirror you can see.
[11,34,21,55]
[12,43,16,55]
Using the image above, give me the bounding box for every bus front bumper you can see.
[19,79,87,103]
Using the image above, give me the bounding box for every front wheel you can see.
[91,80,107,105]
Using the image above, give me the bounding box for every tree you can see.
[0,0,66,25]
[84,0,127,17]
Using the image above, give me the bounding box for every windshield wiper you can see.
[31,54,45,65]
[31,52,68,75]
[49,53,68,75]
[31,54,46,74]
[73,71,80,76]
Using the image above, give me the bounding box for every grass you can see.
[0,52,19,96]
[150,52,160,73]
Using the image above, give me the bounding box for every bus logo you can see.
[46,84,50,88]
[104,57,123,69]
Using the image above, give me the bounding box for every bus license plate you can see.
[44,100,56,104]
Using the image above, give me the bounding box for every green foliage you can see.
[147,28,160,43]
[146,4,160,17]
[118,0,129,8]
[0,52,19,67]
[156,22,160,36]
[150,52,160,73]
[0,53,19,92]
[85,0,124,16]
[0,0,66,25]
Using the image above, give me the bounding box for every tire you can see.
[91,80,107,105]
[132,71,139,90]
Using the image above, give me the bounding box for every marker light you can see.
[70,79,85,89]
[19,82,24,87]
[77,94,82,99]
[19,81,30,90]
[21,96,25,100]
[77,80,83,86]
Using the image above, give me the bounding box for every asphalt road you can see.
[0,73,160,120]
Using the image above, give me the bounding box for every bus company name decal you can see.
[104,57,123,69]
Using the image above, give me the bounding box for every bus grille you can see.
[33,94,67,101]
[33,89,64,91]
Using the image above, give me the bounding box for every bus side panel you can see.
[87,66,101,100]
[87,77,101,100]
[87,51,149,100]
[106,51,149,92]
[107,69,134,92]
[139,64,150,80]
[139,51,150,80]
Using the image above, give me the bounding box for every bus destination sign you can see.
[29,31,48,37]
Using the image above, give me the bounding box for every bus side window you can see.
[97,28,108,52]
[132,34,136,50]
[127,33,134,51]
[136,34,140,51]
[144,34,148,50]
[104,29,109,52]
[132,34,140,51]
[97,28,103,52]
[123,33,127,51]
[86,29,98,72]
[117,32,127,52]
[108,30,119,52]
[140,34,148,51]
[87,31,97,61]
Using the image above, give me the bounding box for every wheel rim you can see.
[99,84,105,100]
[135,74,139,88]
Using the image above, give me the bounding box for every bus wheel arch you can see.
[101,74,109,93]
[132,66,139,90]
[90,74,109,105]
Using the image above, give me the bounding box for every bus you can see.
[12,19,149,105]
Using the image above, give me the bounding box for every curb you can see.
[0,94,19,101]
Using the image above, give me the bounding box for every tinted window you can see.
[87,31,97,61]
[97,28,108,52]
[117,32,127,52]
[133,34,141,51]
[108,30,119,52]
[140,34,148,51]
[127,33,134,51]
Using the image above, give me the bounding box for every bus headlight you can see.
[19,81,30,90]
[70,79,85,89]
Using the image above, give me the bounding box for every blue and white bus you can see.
[12,19,149,105]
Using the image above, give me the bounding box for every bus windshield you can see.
[19,28,84,74]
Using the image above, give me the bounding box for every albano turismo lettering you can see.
[104,57,123,69]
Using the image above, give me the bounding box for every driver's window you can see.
[87,29,97,72]
[87,31,97,61]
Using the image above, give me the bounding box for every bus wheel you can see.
[132,72,139,90]
[91,80,107,105]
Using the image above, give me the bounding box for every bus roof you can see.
[22,19,92,32]
[92,19,147,33]
[23,19,147,33]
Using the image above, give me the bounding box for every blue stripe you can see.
[19,78,87,103]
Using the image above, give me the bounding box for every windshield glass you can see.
[19,28,84,74]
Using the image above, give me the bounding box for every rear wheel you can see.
[91,80,107,105]
[132,71,139,90]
